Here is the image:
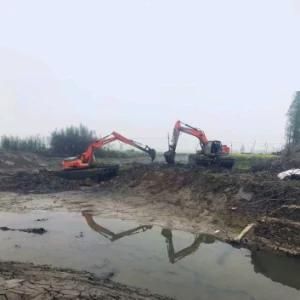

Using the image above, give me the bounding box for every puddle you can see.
[0,211,299,300]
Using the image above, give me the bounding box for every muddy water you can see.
[0,211,299,300]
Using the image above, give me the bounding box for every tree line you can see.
[1,125,96,156]
[1,95,299,156]
[286,91,300,147]
[0,136,47,153]
[0,124,143,158]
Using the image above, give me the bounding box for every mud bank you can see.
[0,261,172,299]
[105,165,300,255]
[0,164,300,255]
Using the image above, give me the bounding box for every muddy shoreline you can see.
[0,164,299,255]
[0,261,173,299]
[0,157,300,298]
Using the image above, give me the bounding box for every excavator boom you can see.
[111,132,156,162]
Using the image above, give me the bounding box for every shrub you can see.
[50,124,96,156]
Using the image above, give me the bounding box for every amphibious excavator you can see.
[63,131,156,170]
[57,131,156,180]
[164,120,234,168]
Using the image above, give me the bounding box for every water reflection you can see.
[82,211,216,264]
[82,211,300,292]
[161,228,215,264]
[82,211,152,241]
[251,251,300,290]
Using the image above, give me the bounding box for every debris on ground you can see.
[233,223,255,243]
[35,218,48,222]
[0,226,47,234]
[278,169,300,180]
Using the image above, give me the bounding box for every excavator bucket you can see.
[164,150,176,164]
[148,148,156,162]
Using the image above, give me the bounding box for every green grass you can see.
[232,153,278,170]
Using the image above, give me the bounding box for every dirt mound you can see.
[251,217,300,255]
[113,165,300,219]
[270,205,300,222]
[0,150,50,172]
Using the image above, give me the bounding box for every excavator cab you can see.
[203,141,223,156]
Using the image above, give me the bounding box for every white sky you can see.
[0,0,299,152]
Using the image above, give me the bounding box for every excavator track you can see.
[55,164,119,181]
[188,154,235,169]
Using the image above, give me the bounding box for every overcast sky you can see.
[0,0,299,152]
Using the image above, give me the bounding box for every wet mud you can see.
[0,261,172,300]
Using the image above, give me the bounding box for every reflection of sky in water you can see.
[0,211,299,300]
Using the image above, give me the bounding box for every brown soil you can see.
[0,170,81,193]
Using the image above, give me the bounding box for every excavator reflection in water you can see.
[82,211,152,242]
[82,211,215,264]
[161,228,215,264]
[82,212,300,291]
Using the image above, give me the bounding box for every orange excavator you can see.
[164,120,234,168]
[63,131,156,170]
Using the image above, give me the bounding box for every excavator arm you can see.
[164,120,208,164]
[63,131,156,170]
[169,120,208,151]
[111,132,156,162]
